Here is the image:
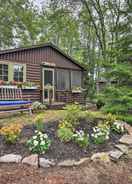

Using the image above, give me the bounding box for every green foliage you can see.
[111,121,125,134]
[58,120,73,130]
[34,114,44,132]
[73,130,89,148]
[101,87,132,116]
[99,2,132,124]
[27,130,51,154]
[92,124,110,144]
[117,115,132,125]
[84,110,106,121]
[63,103,83,129]
[57,127,74,142]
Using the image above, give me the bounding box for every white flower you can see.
[33,140,39,146]
[33,136,37,139]
[38,131,42,135]
[106,135,109,140]
[40,137,44,141]
[43,134,48,139]
[40,141,45,146]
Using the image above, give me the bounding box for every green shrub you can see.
[57,127,74,142]
[73,130,89,148]
[63,103,83,128]
[34,114,44,132]
[27,130,51,154]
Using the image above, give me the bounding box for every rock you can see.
[58,159,76,167]
[91,152,110,163]
[74,157,90,166]
[58,157,90,167]
[127,150,132,159]
[115,144,128,154]
[0,154,22,163]
[119,135,132,145]
[109,150,124,160]
[124,123,132,135]
[39,158,55,168]
[22,154,38,167]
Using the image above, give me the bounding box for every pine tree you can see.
[100,1,132,123]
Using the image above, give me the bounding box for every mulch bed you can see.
[0,119,122,161]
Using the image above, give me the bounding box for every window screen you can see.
[71,70,82,88]
[56,69,70,90]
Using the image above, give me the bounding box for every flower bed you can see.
[0,119,124,161]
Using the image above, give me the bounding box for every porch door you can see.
[42,68,54,102]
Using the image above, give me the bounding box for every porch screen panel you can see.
[71,70,82,88]
[56,69,70,90]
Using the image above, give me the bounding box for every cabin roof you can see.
[0,43,85,70]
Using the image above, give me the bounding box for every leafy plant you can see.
[27,130,51,154]
[92,124,110,144]
[0,123,23,144]
[63,103,82,129]
[73,130,89,148]
[105,113,117,125]
[111,121,125,134]
[59,120,74,130]
[34,114,44,132]
[57,127,74,142]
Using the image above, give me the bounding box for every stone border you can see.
[0,123,132,168]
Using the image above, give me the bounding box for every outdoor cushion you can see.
[0,100,32,106]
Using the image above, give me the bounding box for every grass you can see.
[0,110,66,126]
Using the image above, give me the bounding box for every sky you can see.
[34,0,49,7]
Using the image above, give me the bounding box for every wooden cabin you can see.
[0,43,85,105]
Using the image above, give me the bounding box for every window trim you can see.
[0,61,26,82]
[13,64,24,82]
[0,63,8,81]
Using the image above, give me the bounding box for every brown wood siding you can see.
[0,46,84,103]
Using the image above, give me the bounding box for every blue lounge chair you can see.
[0,87,32,114]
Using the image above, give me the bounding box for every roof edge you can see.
[0,43,85,70]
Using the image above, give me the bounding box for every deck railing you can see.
[0,88,23,100]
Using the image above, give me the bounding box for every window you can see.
[0,64,8,81]
[13,64,24,82]
[56,69,70,90]
[71,70,82,88]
